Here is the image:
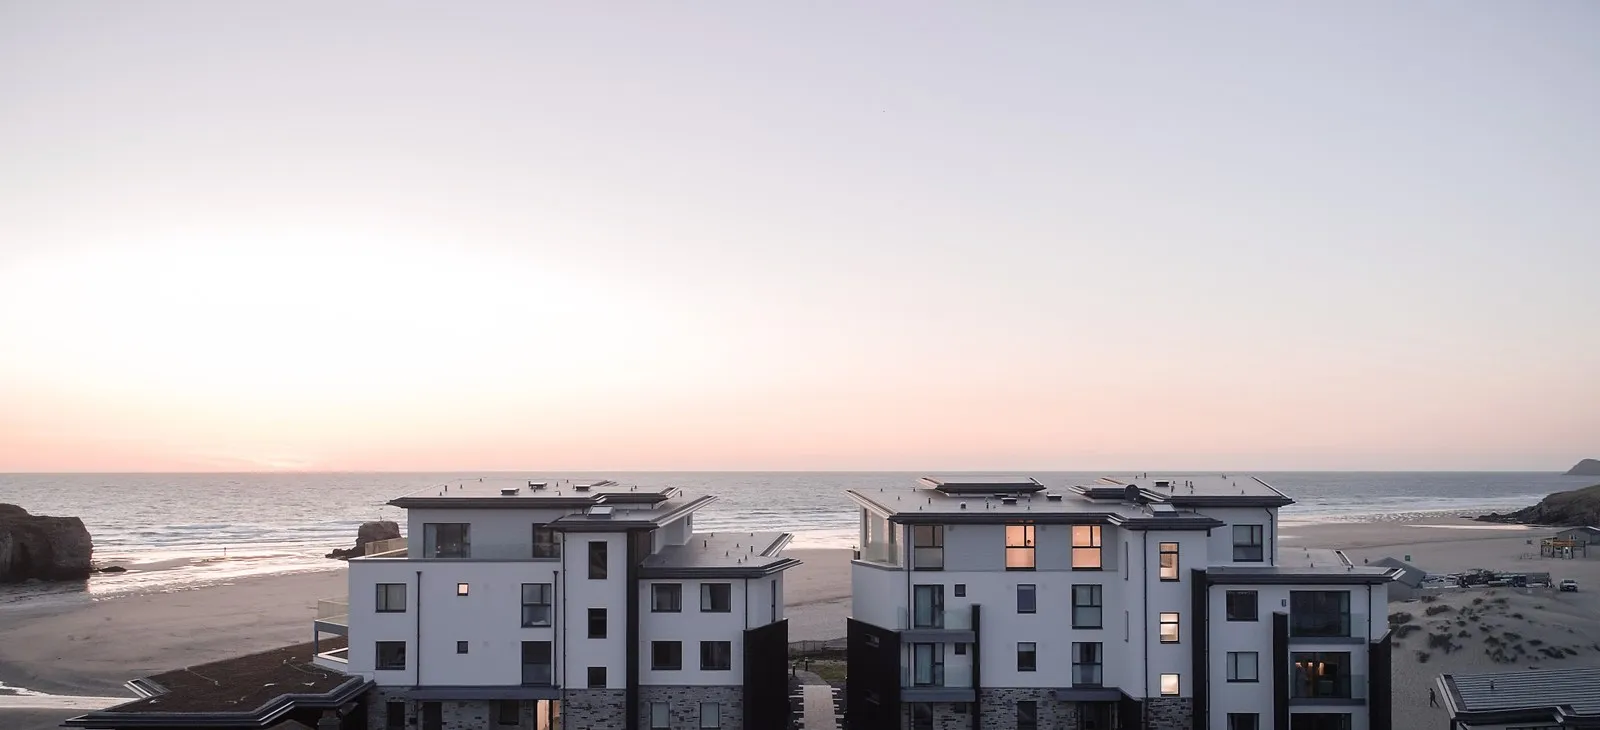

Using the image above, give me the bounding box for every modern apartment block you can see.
[311,479,796,730]
[845,475,1398,730]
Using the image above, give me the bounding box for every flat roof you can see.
[389,477,678,509]
[638,531,800,578]
[846,484,1224,531]
[919,475,1046,494]
[1440,666,1600,724]
[1099,475,1294,507]
[1206,565,1400,585]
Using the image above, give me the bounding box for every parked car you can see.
[1560,579,1579,592]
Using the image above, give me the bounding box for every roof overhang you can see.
[1205,567,1402,585]
[63,676,372,728]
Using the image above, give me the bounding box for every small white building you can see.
[313,478,797,730]
[845,475,1399,730]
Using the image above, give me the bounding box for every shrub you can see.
[1425,604,1454,616]
[1458,629,1472,638]
[1511,612,1525,619]
[1388,611,1414,625]
[1421,595,1439,603]
[1394,624,1421,639]
[1529,639,1545,647]
[1415,650,1431,663]
[1505,632,1523,641]
[1428,632,1456,650]
[1472,597,1485,605]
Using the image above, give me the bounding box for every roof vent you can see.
[1045,493,1063,502]
[588,505,614,519]
[499,487,520,496]
[575,484,592,492]
[527,481,547,490]
[1000,496,1018,506]
[1123,484,1143,504]
[959,502,967,510]
[1154,480,1171,488]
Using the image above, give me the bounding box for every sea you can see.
[0,471,1588,608]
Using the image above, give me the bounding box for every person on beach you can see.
[1429,687,1440,707]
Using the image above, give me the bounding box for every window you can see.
[652,583,683,612]
[1292,652,1354,699]
[651,641,683,670]
[532,524,561,558]
[423,523,470,558]
[912,584,944,628]
[1288,714,1353,730]
[520,641,552,685]
[588,541,608,579]
[521,583,552,626]
[588,608,607,639]
[1072,524,1103,569]
[1158,542,1180,580]
[1290,591,1352,637]
[1233,524,1265,562]
[700,641,732,671]
[1017,584,1036,614]
[1072,642,1102,686]
[1228,713,1260,730]
[1226,590,1259,621]
[421,702,441,730]
[699,702,720,729]
[376,641,406,670]
[494,700,519,726]
[912,525,944,570]
[650,702,669,730]
[954,583,966,597]
[701,583,732,612]
[456,641,469,654]
[376,583,406,612]
[1072,584,1103,628]
[910,703,933,730]
[1159,612,1180,643]
[911,643,943,685]
[1017,642,1037,672]
[1017,700,1038,730]
[1160,673,1180,696]
[954,643,967,655]
[384,701,405,730]
[1005,524,1035,570]
[587,666,606,688]
[1227,651,1259,682]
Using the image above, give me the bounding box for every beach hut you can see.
[1371,556,1426,600]
[1541,526,1600,558]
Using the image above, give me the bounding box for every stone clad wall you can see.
[1143,696,1194,730]
[900,700,973,730]
[364,687,409,730]
[563,688,628,730]
[637,685,742,729]
[973,689,1077,730]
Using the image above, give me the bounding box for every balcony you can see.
[314,598,349,634]
[857,541,899,566]
[312,647,349,671]
[364,537,407,557]
[897,605,975,641]
[902,663,974,702]
[1290,673,1367,705]
[1288,613,1368,644]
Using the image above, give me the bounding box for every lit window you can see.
[1072,525,1102,569]
[456,583,469,596]
[1158,542,1179,581]
[1159,612,1180,643]
[1160,673,1180,696]
[1005,524,1035,570]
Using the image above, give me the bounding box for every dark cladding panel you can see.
[1273,612,1289,730]
[744,619,791,730]
[846,618,901,730]
[1369,632,1392,730]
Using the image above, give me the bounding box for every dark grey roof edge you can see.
[638,556,803,579]
[1166,494,1295,508]
[1205,567,1402,585]
[547,495,718,531]
[63,676,372,728]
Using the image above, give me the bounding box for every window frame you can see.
[587,666,607,689]
[700,640,732,671]
[700,583,733,613]
[376,583,407,613]
[375,641,406,670]
[1159,611,1180,643]
[650,702,670,730]
[1016,641,1037,672]
[699,702,720,729]
[520,641,553,686]
[532,524,561,559]
[1233,524,1265,562]
[1072,584,1103,629]
[1017,700,1039,730]
[521,583,553,627]
[1005,523,1036,571]
[588,540,608,579]
[651,583,683,613]
[1017,583,1037,614]
[1071,641,1103,687]
[1227,713,1260,730]
[384,701,406,730]
[588,607,607,639]
[1225,590,1259,622]
[422,522,471,559]
[651,640,683,671]
[1158,541,1180,581]
[912,584,944,629]
[455,640,469,654]
[493,700,519,727]
[1160,673,1180,696]
[1227,651,1260,683]
[1072,524,1103,569]
[912,524,944,570]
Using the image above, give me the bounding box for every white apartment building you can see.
[845,475,1398,730]
[312,479,797,730]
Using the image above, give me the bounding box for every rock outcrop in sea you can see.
[0,504,94,582]
[326,520,402,560]
[1566,459,1600,477]
[1477,483,1600,526]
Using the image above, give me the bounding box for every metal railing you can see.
[365,537,407,556]
[1290,673,1367,700]
[903,663,973,688]
[858,541,899,565]
[899,606,973,630]
[1289,613,1368,639]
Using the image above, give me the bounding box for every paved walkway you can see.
[793,668,839,730]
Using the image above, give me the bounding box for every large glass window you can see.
[376,583,406,612]
[1292,652,1354,699]
[1016,642,1037,672]
[521,584,552,627]
[652,583,683,612]
[913,584,944,628]
[1227,651,1259,682]
[1158,542,1180,580]
[912,643,943,686]
[520,641,552,685]
[587,608,606,639]
[532,525,561,558]
[1006,524,1035,570]
[912,525,944,570]
[1017,584,1036,614]
[375,641,406,670]
[588,541,608,579]
[423,523,470,558]
[1233,524,1265,562]
[700,583,732,613]
[700,641,732,671]
[1290,591,1351,637]
[651,641,683,671]
[1071,642,1102,686]
[1017,701,1038,730]
[1072,525,1102,569]
[1226,590,1258,621]
[1159,612,1180,643]
[494,700,519,726]
[1072,584,1102,628]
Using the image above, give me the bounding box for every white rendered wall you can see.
[1196,506,1281,567]
[638,578,751,685]
[560,531,628,690]
[404,507,574,560]
[851,562,904,630]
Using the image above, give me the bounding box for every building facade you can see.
[313,479,795,730]
[845,475,1397,730]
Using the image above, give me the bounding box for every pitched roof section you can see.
[1439,666,1600,725]
[1369,557,1426,587]
[638,531,801,578]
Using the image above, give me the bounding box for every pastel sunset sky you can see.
[2,2,1596,472]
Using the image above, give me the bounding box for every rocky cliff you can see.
[1478,483,1600,526]
[0,504,94,582]
[1566,459,1600,477]
[327,520,402,560]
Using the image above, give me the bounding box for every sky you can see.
[1,2,1596,473]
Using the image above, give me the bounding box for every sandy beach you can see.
[8,521,1600,729]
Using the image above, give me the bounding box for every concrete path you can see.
[800,684,839,730]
